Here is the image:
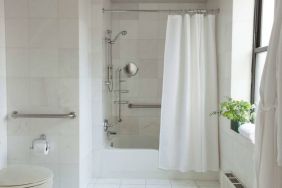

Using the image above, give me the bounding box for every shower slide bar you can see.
[128,104,161,109]
[11,111,77,119]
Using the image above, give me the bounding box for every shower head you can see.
[111,31,127,43]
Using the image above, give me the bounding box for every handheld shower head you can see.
[111,30,127,43]
[121,31,127,35]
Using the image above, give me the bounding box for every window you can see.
[251,0,275,105]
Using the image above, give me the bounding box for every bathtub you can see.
[96,136,219,180]
[108,135,159,149]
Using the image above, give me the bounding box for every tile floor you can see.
[87,179,220,188]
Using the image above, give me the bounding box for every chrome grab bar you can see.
[128,104,161,109]
[11,111,77,119]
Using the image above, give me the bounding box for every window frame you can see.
[251,0,269,104]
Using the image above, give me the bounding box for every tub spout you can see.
[107,131,117,137]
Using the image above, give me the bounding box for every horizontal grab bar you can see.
[128,104,161,109]
[11,111,77,119]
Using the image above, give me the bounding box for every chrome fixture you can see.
[128,104,161,109]
[103,8,220,14]
[104,119,113,132]
[115,68,128,122]
[30,134,50,150]
[110,31,127,44]
[104,120,117,138]
[11,111,77,119]
[107,131,117,137]
[114,63,139,122]
[105,30,128,92]
[105,30,114,92]
[124,62,139,77]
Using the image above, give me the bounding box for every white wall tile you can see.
[120,39,138,59]
[29,19,58,48]
[59,0,78,18]
[7,78,29,106]
[57,78,79,107]
[4,0,28,18]
[58,49,79,78]
[5,19,28,47]
[59,19,78,48]
[6,49,29,77]
[29,49,59,77]
[29,0,58,18]
[138,20,158,39]
[137,40,158,59]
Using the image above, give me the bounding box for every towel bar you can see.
[11,111,77,119]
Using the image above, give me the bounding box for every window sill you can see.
[228,126,255,148]
[238,123,255,144]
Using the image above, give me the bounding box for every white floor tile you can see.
[88,184,120,188]
[88,179,220,188]
[196,180,220,187]
[89,179,98,184]
[171,185,197,188]
[170,180,196,186]
[146,185,171,188]
[121,185,146,188]
[146,179,171,185]
[122,179,146,185]
[95,178,121,184]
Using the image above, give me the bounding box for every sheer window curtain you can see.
[159,14,219,172]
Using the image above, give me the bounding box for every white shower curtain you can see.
[159,14,219,172]
[255,0,282,187]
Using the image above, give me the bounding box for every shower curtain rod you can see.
[102,8,220,14]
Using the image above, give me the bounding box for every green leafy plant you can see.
[211,97,255,124]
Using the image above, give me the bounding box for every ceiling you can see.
[111,0,206,3]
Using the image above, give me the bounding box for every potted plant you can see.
[211,98,255,133]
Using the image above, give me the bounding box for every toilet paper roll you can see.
[32,140,49,155]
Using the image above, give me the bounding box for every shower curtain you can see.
[255,0,282,187]
[159,14,219,172]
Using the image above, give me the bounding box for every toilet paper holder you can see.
[30,134,50,150]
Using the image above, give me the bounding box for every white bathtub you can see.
[97,148,219,180]
[108,135,159,149]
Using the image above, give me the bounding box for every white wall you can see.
[207,0,256,187]
[79,0,94,187]
[0,0,7,170]
[4,0,80,187]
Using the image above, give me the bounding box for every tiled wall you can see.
[0,0,7,170]
[207,0,256,187]
[4,0,80,187]
[109,2,206,148]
